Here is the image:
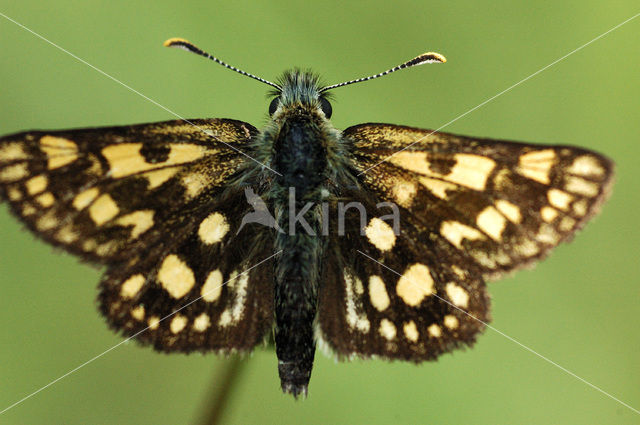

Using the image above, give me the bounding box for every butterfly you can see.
[0,38,614,397]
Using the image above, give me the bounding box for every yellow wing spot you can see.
[35,192,55,208]
[515,239,540,257]
[476,206,507,241]
[148,316,160,330]
[72,187,100,210]
[559,216,576,232]
[0,163,29,182]
[40,136,79,169]
[120,274,145,299]
[391,179,417,207]
[445,154,496,191]
[101,143,210,179]
[443,315,459,330]
[89,193,120,225]
[344,270,370,333]
[495,200,521,223]
[218,271,249,327]
[36,210,58,230]
[540,206,559,222]
[81,238,97,252]
[451,265,466,278]
[396,263,434,306]
[388,151,431,174]
[572,199,588,216]
[364,218,396,251]
[368,275,390,311]
[116,210,155,239]
[130,305,145,321]
[201,269,223,302]
[418,177,457,199]
[445,282,469,308]
[547,189,573,211]
[0,142,28,162]
[517,149,556,184]
[440,220,485,249]
[55,225,78,243]
[536,223,560,245]
[143,168,180,189]
[403,321,419,342]
[198,212,230,245]
[25,175,48,195]
[568,155,605,177]
[170,314,188,334]
[427,323,442,338]
[158,254,196,299]
[379,319,397,340]
[182,172,211,199]
[7,186,22,201]
[193,313,211,332]
[565,176,599,197]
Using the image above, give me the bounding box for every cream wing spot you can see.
[443,315,459,329]
[0,142,28,162]
[391,180,417,207]
[396,263,434,306]
[428,323,442,338]
[182,172,210,199]
[158,254,195,299]
[25,175,48,195]
[495,200,521,223]
[403,321,419,342]
[201,269,223,302]
[517,149,556,184]
[547,189,573,210]
[170,315,188,334]
[565,176,599,197]
[419,177,457,199]
[476,206,507,241]
[130,305,145,321]
[540,206,559,222]
[0,163,29,182]
[72,187,100,210]
[89,194,119,225]
[388,151,431,174]
[445,154,496,190]
[364,218,396,251]
[143,168,179,189]
[116,210,155,239]
[368,275,390,311]
[148,316,160,330]
[559,216,576,232]
[120,274,145,299]
[198,212,230,245]
[40,136,78,169]
[568,155,605,177]
[193,313,211,332]
[7,187,22,201]
[445,282,469,309]
[379,319,397,340]
[441,220,485,249]
[344,270,370,333]
[35,192,55,208]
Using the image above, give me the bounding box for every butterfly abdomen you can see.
[270,109,330,397]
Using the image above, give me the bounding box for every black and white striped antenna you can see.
[164,38,283,91]
[319,52,446,93]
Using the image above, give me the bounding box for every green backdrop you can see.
[1,1,638,424]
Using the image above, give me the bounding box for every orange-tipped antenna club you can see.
[164,38,282,91]
[319,52,446,93]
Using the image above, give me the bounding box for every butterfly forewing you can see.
[345,123,615,280]
[0,119,257,263]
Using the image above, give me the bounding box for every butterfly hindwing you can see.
[345,123,615,280]
[99,191,275,353]
[0,119,257,263]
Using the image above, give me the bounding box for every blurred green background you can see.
[1,1,638,424]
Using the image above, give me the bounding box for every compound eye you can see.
[268,97,280,115]
[320,97,332,118]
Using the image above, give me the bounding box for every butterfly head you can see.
[268,70,332,120]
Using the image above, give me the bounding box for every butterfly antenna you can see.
[164,38,282,91]
[319,52,446,93]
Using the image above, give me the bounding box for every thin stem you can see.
[193,357,248,425]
